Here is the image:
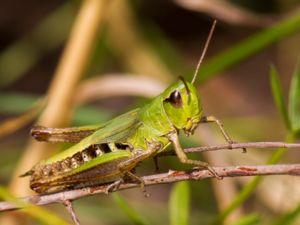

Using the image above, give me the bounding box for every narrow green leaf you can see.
[0,92,39,114]
[169,181,190,225]
[288,61,300,133]
[73,105,111,125]
[271,203,300,225]
[210,134,295,225]
[198,12,300,83]
[140,22,184,75]
[0,186,70,225]
[0,2,76,88]
[229,213,260,225]
[112,193,150,225]
[269,65,290,129]
[0,92,111,125]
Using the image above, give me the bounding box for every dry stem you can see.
[0,163,299,212]
[0,141,300,212]
[186,141,300,152]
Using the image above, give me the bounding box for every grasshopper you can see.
[22,21,235,194]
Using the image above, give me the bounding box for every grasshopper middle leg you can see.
[168,131,220,178]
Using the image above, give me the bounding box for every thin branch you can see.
[0,141,299,212]
[186,141,300,152]
[157,142,300,157]
[0,163,300,212]
[63,200,80,225]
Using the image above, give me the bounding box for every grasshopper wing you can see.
[31,123,105,143]
[31,109,140,143]
[42,109,141,165]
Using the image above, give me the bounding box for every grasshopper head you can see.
[162,77,202,135]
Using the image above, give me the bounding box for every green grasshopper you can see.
[22,21,234,194]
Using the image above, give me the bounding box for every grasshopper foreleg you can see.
[200,116,246,152]
[200,116,233,143]
[168,131,220,178]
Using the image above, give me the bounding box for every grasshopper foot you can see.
[124,171,150,197]
[139,179,150,198]
[227,140,247,154]
[105,179,123,194]
[206,165,222,180]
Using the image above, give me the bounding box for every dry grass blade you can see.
[174,0,273,27]
[74,74,166,104]
[107,0,173,83]
[0,98,45,138]
[8,0,107,197]
[0,0,108,224]
[0,163,300,212]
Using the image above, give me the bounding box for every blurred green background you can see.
[1,0,300,225]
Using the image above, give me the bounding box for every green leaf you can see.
[0,186,70,225]
[112,193,150,225]
[229,214,260,225]
[169,181,190,225]
[271,203,300,225]
[0,2,77,88]
[0,92,111,125]
[0,92,39,114]
[269,65,290,130]
[288,61,300,133]
[210,135,294,225]
[72,105,111,125]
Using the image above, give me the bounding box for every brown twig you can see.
[0,163,300,212]
[0,141,299,213]
[186,141,300,152]
[156,141,300,157]
[63,200,80,225]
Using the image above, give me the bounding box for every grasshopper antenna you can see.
[191,20,217,84]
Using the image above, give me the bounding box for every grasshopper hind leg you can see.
[125,171,149,197]
[105,179,123,194]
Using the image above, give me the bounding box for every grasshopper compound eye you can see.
[164,90,183,108]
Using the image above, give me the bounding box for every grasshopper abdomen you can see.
[28,143,135,193]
